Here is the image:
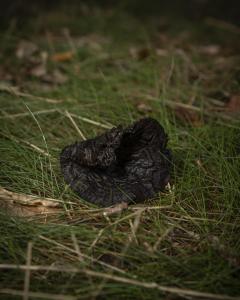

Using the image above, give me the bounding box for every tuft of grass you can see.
[0,4,240,300]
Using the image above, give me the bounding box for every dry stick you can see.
[0,289,76,300]
[23,242,33,300]
[65,110,86,140]
[39,235,126,275]
[73,202,128,215]
[80,204,170,214]
[130,205,172,211]
[0,187,62,217]
[0,264,239,300]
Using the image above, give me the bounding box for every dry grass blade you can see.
[121,208,144,255]
[89,228,105,250]
[23,242,33,300]
[71,232,84,262]
[39,235,126,275]
[0,264,239,300]
[0,289,76,300]
[152,226,175,253]
[0,107,113,130]
[0,109,60,119]
[144,95,239,121]
[0,131,53,158]
[69,113,112,129]
[205,17,240,34]
[65,110,86,140]
[0,83,62,103]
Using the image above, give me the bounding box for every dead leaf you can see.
[16,40,38,59]
[42,69,68,85]
[51,51,74,62]
[76,33,109,51]
[137,102,152,113]
[174,107,203,126]
[0,187,61,217]
[225,95,240,112]
[155,48,168,57]
[30,64,47,77]
[198,44,220,55]
[29,51,48,78]
[130,47,151,60]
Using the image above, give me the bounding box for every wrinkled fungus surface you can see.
[60,118,171,206]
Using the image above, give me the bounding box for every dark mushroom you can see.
[60,118,171,206]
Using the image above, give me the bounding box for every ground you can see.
[0,3,240,300]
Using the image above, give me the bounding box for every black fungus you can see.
[60,118,171,206]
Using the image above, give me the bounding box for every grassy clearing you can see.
[0,4,240,300]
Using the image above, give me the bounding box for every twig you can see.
[0,187,64,217]
[130,205,172,211]
[102,202,128,217]
[65,110,86,140]
[0,187,75,206]
[0,187,61,207]
[0,264,239,300]
[23,242,33,300]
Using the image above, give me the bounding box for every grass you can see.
[0,4,240,300]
